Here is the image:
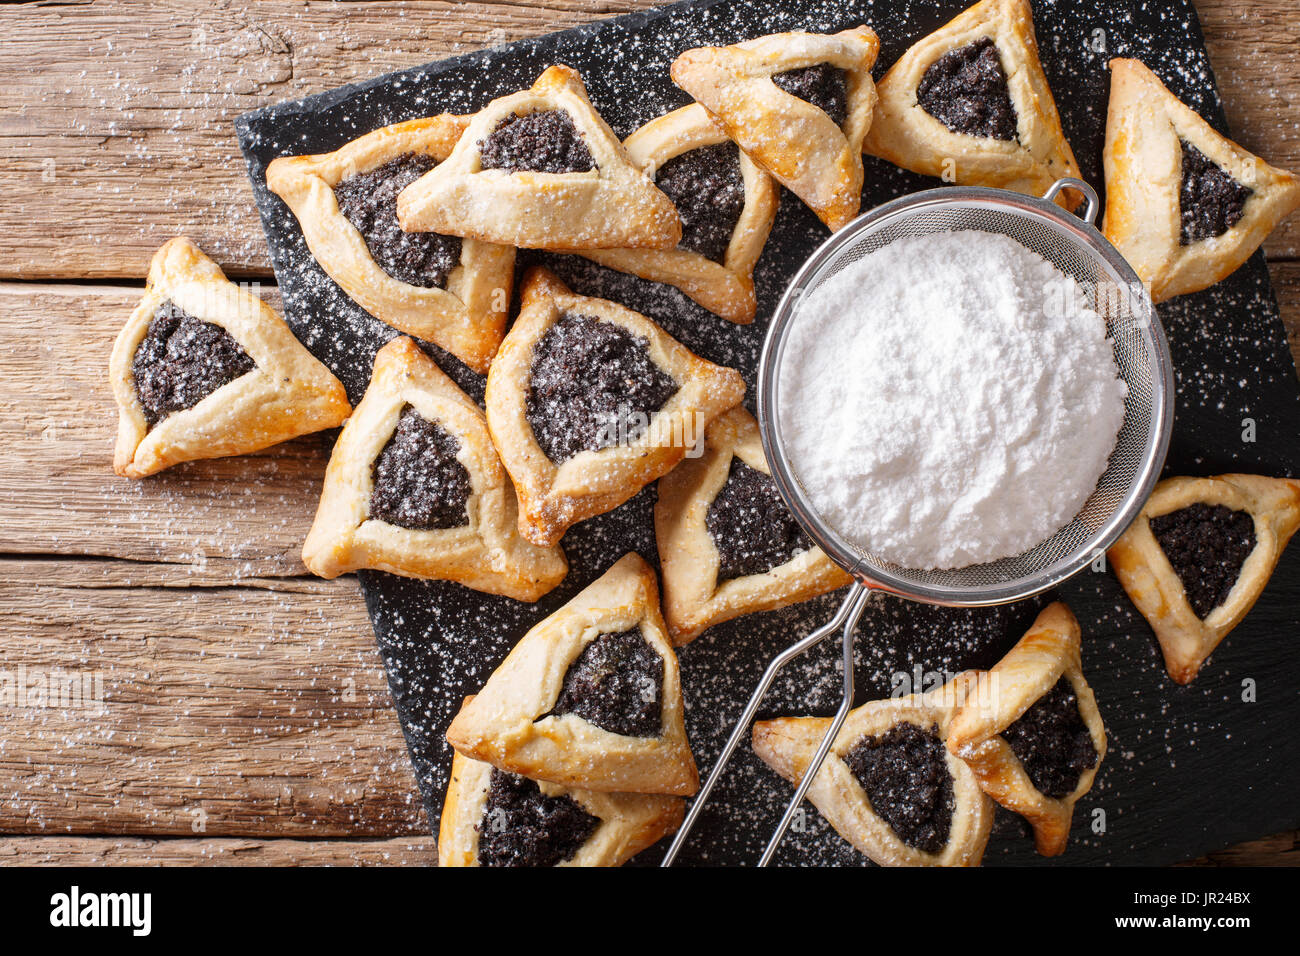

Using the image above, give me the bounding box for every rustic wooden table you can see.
[0,0,1295,867]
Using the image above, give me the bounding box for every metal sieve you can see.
[662,178,1174,866]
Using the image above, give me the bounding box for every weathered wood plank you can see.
[1,0,1296,281]
[0,281,330,576]
[0,835,437,866]
[0,0,652,280]
[0,558,425,837]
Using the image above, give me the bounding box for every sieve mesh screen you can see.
[759,187,1172,605]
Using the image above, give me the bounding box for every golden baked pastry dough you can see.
[301,336,566,601]
[582,104,779,324]
[110,238,350,479]
[1102,57,1300,304]
[654,407,852,644]
[752,674,995,867]
[671,26,880,231]
[396,66,681,251]
[446,553,699,795]
[1107,474,1300,684]
[862,0,1081,207]
[265,115,515,374]
[485,268,745,548]
[946,602,1106,857]
[439,747,683,867]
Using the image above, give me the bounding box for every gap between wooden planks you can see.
[0,0,1296,280]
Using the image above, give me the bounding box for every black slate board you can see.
[237,0,1300,866]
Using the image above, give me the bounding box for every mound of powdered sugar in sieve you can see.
[778,230,1126,570]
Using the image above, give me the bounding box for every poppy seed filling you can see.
[843,721,955,854]
[525,312,678,463]
[1001,677,1098,799]
[132,300,255,427]
[477,768,599,867]
[772,63,849,127]
[479,109,596,174]
[917,37,1017,141]
[369,406,472,531]
[550,628,664,738]
[333,152,462,289]
[706,458,811,581]
[1179,140,1252,245]
[1149,502,1256,618]
[654,142,746,263]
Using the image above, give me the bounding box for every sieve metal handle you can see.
[661,585,873,867]
[1043,176,1100,225]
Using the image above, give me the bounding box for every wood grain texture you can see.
[0,558,425,837]
[0,0,652,280]
[1,0,1297,280]
[0,835,436,866]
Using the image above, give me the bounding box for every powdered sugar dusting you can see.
[781,231,1126,568]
